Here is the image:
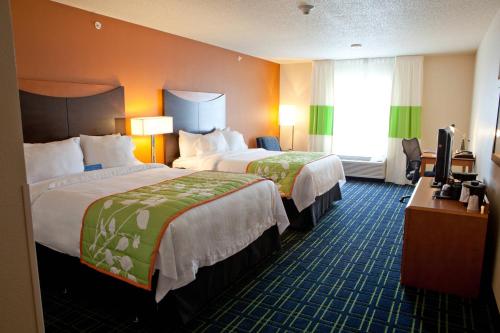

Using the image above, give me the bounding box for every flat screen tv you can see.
[433,126,454,187]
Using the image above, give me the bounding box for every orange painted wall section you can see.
[10,0,280,163]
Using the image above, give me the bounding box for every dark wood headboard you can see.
[19,85,125,143]
[162,89,226,165]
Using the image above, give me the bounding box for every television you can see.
[433,126,454,187]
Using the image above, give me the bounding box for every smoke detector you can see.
[298,3,314,15]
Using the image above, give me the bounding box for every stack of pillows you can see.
[178,128,248,158]
[23,128,248,184]
[23,134,140,184]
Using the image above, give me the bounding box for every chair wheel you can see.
[399,195,410,203]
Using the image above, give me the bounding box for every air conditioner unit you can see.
[339,156,386,179]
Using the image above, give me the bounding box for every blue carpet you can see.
[41,180,499,332]
[183,180,499,333]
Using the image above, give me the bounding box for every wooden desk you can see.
[401,177,488,297]
[420,152,475,176]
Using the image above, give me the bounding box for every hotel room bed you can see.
[31,164,288,301]
[20,82,289,324]
[32,164,288,323]
[163,89,346,229]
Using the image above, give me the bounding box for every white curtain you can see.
[332,58,394,157]
[385,56,424,185]
[308,60,335,152]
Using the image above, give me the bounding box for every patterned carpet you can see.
[42,180,499,332]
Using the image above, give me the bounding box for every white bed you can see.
[173,148,346,212]
[30,163,289,302]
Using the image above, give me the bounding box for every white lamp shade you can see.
[279,105,297,126]
[131,116,173,135]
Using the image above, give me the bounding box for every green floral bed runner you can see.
[80,171,264,290]
[246,152,329,198]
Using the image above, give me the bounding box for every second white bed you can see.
[173,148,346,212]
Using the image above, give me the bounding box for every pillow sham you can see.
[23,137,84,184]
[80,134,140,168]
[218,129,248,152]
[194,131,229,156]
[178,130,202,158]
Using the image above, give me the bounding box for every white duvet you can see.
[173,149,346,211]
[30,164,289,302]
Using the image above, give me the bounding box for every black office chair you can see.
[256,136,282,151]
[399,138,434,202]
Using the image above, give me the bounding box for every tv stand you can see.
[401,177,488,297]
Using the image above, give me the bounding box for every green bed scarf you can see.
[80,171,264,290]
[246,152,329,198]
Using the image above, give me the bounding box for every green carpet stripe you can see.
[182,180,499,333]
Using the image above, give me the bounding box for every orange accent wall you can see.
[10,0,280,163]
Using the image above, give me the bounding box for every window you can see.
[333,58,394,157]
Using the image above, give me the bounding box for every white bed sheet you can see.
[173,149,346,211]
[30,164,289,302]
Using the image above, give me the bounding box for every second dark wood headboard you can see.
[163,89,226,165]
[19,85,126,143]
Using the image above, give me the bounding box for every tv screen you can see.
[434,126,454,186]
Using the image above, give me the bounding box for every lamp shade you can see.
[279,105,297,126]
[131,116,173,136]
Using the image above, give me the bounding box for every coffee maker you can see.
[459,180,487,212]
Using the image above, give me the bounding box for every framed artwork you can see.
[493,93,500,166]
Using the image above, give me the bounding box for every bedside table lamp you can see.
[131,116,173,163]
[279,105,297,150]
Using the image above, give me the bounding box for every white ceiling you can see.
[53,0,500,63]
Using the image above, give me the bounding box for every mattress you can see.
[173,149,346,212]
[29,164,289,302]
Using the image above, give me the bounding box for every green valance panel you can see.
[388,106,421,139]
[309,105,334,136]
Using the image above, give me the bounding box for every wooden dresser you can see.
[401,177,489,297]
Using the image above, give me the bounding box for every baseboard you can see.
[346,176,385,183]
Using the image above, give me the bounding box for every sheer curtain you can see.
[332,58,394,157]
[386,56,424,184]
[309,60,335,152]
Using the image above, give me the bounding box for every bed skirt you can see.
[283,182,342,230]
[36,224,281,327]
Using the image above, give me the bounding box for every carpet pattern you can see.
[41,180,499,332]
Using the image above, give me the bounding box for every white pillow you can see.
[80,135,139,168]
[178,130,202,158]
[23,138,84,184]
[218,129,248,152]
[194,131,229,156]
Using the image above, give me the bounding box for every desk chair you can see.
[399,138,434,202]
[256,136,281,151]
